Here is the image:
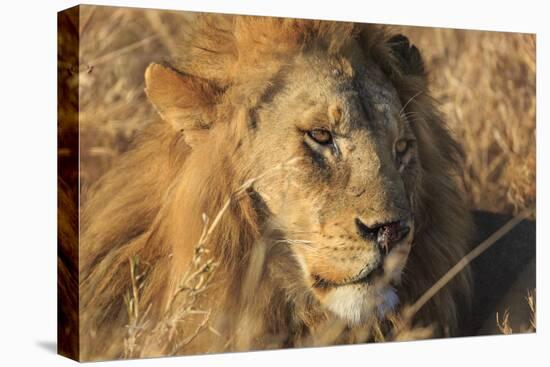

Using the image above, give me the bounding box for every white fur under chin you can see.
[324,286,399,326]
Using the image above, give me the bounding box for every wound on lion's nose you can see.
[355,218,410,254]
[376,221,410,254]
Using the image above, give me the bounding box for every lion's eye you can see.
[395,139,410,155]
[308,129,333,145]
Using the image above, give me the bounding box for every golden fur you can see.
[80,15,472,360]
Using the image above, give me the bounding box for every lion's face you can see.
[247,50,420,325]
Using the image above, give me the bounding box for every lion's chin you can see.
[322,285,399,326]
[306,242,411,325]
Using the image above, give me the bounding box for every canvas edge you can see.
[57,4,81,362]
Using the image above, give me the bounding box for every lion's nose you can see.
[355,218,410,254]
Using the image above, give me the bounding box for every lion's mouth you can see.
[311,263,386,290]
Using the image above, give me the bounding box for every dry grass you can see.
[122,225,220,358]
[497,289,536,334]
[59,5,536,358]
[75,6,191,192]
[400,26,536,215]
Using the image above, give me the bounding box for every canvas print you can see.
[57,5,536,362]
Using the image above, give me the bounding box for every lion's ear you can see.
[386,34,425,77]
[145,63,219,147]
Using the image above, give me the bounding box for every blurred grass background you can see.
[62,5,536,214]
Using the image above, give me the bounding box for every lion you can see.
[79,15,474,361]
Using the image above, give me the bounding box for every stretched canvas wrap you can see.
[57,4,536,362]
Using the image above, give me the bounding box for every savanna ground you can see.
[58,5,536,355]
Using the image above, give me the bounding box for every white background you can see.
[0,0,546,365]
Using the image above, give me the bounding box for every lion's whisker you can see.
[286,230,320,235]
[277,239,314,246]
[398,91,423,117]
[400,111,420,121]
